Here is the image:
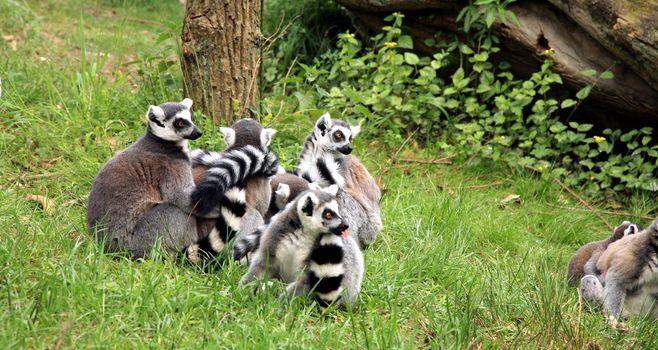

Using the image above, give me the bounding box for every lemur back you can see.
[241,186,364,307]
[295,113,360,188]
[567,221,640,287]
[183,119,278,266]
[580,219,658,321]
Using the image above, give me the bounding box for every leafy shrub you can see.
[265,2,657,197]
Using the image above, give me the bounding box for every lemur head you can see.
[312,113,361,156]
[220,118,277,150]
[147,98,202,142]
[297,185,348,237]
[611,221,641,241]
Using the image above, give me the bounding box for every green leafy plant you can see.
[266,1,657,197]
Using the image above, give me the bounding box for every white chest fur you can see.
[276,230,316,283]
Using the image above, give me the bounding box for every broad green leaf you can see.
[581,68,597,77]
[560,99,577,109]
[404,52,420,65]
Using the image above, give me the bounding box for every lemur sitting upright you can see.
[241,186,364,307]
[183,119,278,266]
[290,113,381,248]
[580,219,658,322]
[88,99,271,258]
[233,113,382,256]
[295,113,360,188]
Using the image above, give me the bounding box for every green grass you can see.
[2,0,658,348]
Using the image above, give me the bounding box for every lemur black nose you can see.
[188,127,203,140]
[341,145,353,155]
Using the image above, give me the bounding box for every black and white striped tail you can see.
[183,219,235,269]
[307,234,345,304]
[189,145,279,215]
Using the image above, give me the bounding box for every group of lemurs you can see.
[87,98,658,317]
[568,219,658,323]
[87,98,381,307]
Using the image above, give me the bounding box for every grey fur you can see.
[580,219,658,321]
[87,99,211,258]
[241,187,364,307]
[267,156,382,249]
[295,113,361,188]
[567,221,640,287]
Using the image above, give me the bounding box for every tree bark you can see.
[181,0,261,124]
[336,0,658,124]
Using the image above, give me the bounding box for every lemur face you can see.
[298,186,349,236]
[147,98,202,142]
[612,221,641,241]
[313,113,361,156]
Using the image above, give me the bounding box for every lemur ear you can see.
[624,224,639,236]
[322,184,339,197]
[220,127,236,147]
[350,121,362,138]
[315,113,332,135]
[274,183,291,210]
[147,105,165,126]
[180,98,193,109]
[260,128,277,147]
[299,192,318,216]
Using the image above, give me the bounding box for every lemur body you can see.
[567,221,640,287]
[580,219,658,321]
[183,119,278,265]
[87,99,207,258]
[295,113,360,188]
[233,114,382,256]
[241,186,364,306]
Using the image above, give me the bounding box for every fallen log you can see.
[336,0,658,125]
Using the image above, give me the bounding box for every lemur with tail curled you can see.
[241,186,364,307]
[183,119,279,266]
[580,218,658,322]
[88,99,199,257]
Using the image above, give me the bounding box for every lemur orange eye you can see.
[324,211,333,220]
[335,132,343,139]
[174,119,186,129]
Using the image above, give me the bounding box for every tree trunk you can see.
[335,0,658,125]
[181,0,261,124]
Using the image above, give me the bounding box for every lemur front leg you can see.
[602,278,626,323]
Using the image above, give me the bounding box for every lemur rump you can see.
[184,119,278,265]
[241,186,364,307]
[88,99,208,258]
[567,221,640,287]
[580,219,658,321]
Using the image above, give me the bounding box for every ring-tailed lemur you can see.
[241,186,364,307]
[269,156,382,249]
[88,99,214,258]
[233,114,382,257]
[232,174,318,261]
[580,218,658,321]
[567,221,641,287]
[295,113,360,188]
[183,119,279,266]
